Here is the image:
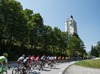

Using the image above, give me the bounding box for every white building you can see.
[65,16,77,35]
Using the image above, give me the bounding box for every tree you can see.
[28,13,44,49]
[66,33,86,58]
[90,41,100,57]
[41,25,53,51]
[0,0,28,47]
[90,45,99,57]
[94,41,100,57]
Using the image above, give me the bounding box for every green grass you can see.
[75,59,100,69]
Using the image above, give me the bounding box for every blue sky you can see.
[16,0,100,52]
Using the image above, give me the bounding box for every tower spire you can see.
[70,15,73,19]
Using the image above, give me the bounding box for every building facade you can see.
[65,16,77,35]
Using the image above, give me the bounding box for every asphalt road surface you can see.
[63,65,100,74]
[7,61,75,74]
[63,58,100,74]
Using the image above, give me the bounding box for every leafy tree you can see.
[93,41,100,57]
[28,13,44,49]
[90,41,100,57]
[0,0,28,47]
[90,45,99,57]
[41,25,53,51]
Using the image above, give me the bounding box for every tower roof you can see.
[70,15,73,19]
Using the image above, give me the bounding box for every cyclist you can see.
[0,53,8,63]
[23,57,30,68]
[0,53,8,74]
[48,56,54,67]
[30,55,35,62]
[40,54,46,69]
[34,55,40,62]
[41,55,46,61]
[17,54,25,65]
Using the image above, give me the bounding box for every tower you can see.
[65,16,77,35]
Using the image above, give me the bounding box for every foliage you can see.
[90,41,100,57]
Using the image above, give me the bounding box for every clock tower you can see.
[65,16,77,35]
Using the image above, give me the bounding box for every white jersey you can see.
[17,56,24,62]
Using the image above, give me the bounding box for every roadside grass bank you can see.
[74,59,100,69]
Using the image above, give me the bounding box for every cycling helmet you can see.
[3,53,8,57]
[22,54,25,57]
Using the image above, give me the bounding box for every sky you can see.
[16,0,100,52]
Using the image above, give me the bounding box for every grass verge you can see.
[75,59,100,69]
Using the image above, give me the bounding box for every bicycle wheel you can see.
[12,66,22,74]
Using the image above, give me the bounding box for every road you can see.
[63,58,100,74]
[63,64,100,74]
[7,61,76,74]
